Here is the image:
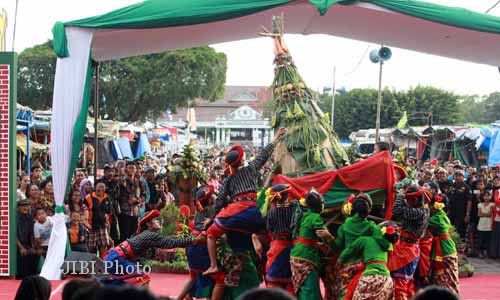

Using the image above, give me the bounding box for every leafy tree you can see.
[457,95,486,124]
[99,46,227,122]
[483,92,500,123]
[18,41,56,109]
[17,42,227,122]
[319,88,400,138]
[395,86,460,126]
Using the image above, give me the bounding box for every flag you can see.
[397,111,408,129]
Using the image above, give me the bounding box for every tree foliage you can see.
[18,41,56,109]
[99,46,227,122]
[318,86,461,139]
[17,41,227,122]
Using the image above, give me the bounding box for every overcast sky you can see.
[2,0,500,95]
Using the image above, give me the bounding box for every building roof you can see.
[168,86,271,122]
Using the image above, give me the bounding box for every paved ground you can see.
[469,257,500,274]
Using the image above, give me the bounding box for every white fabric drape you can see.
[41,27,94,280]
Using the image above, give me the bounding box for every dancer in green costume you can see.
[317,194,381,299]
[428,195,459,296]
[290,189,325,300]
[339,221,399,300]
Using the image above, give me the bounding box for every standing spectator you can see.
[209,171,221,192]
[39,180,55,216]
[26,184,41,215]
[161,177,175,207]
[118,161,143,242]
[99,165,121,245]
[16,199,38,279]
[17,174,30,201]
[477,191,494,258]
[67,211,89,252]
[490,188,500,258]
[73,169,86,191]
[66,189,90,230]
[30,164,43,187]
[33,207,53,258]
[80,179,93,201]
[144,167,158,212]
[85,182,112,256]
[465,179,485,256]
[435,167,452,194]
[447,170,471,239]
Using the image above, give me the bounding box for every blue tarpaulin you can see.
[117,137,134,159]
[135,133,151,158]
[488,129,500,167]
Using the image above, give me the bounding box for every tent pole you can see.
[375,60,383,143]
[94,63,100,181]
[26,127,30,176]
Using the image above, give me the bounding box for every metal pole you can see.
[12,0,19,51]
[375,61,383,143]
[94,63,99,181]
[331,66,336,128]
[26,126,30,176]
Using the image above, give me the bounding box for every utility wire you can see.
[486,0,500,14]
[343,43,371,77]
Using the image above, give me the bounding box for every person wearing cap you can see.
[16,199,39,279]
[388,186,430,300]
[447,170,471,239]
[203,128,287,277]
[264,184,296,293]
[434,167,452,194]
[103,210,201,286]
[339,221,400,300]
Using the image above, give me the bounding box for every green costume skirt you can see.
[222,255,260,300]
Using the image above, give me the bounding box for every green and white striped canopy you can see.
[43,0,500,280]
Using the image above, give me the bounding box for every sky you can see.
[1,0,500,96]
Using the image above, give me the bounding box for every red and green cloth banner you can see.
[273,151,396,219]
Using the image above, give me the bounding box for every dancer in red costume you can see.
[388,186,430,300]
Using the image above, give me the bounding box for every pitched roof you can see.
[169,86,271,122]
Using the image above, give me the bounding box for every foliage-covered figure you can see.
[263,16,348,175]
[169,141,208,210]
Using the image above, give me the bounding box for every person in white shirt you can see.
[33,208,53,257]
[477,190,494,258]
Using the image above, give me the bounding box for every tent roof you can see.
[53,0,500,65]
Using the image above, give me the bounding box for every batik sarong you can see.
[352,275,394,300]
[431,255,459,296]
[291,258,321,300]
[222,254,260,300]
[335,260,364,300]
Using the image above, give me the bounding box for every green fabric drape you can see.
[324,178,385,208]
[52,0,500,58]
